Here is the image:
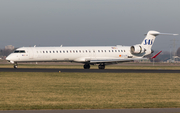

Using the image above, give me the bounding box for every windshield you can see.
[14,50,26,53]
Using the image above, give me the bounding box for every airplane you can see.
[6,30,178,69]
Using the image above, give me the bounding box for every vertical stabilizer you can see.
[141,31,159,51]
[141,31,178,55]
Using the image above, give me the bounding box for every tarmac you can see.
[1,68,180,73]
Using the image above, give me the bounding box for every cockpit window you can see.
[14,51,19,53]
[14,50,26,53]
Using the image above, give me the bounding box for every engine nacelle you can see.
[130,45,145,54]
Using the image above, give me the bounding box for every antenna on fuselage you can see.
[34,45,36,47]
[60,45,63,47]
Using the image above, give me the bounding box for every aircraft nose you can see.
[6,56,10,61]
[6,55,15,64]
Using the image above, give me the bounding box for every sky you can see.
[0,0,180,51]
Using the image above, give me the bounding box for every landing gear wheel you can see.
[98,64,105,69]
[83,64,90,69]
[14,63,18,69]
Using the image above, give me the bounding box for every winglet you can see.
[151,51,162,59]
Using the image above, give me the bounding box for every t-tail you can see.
[130,30,178,56]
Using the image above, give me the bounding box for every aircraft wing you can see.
[90,57,147,63]
[151,51,162,59]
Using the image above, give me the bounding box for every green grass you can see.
[0,72,180,110]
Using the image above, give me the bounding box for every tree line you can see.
[0,48,15,59]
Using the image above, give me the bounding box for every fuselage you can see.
[6,45,134,63]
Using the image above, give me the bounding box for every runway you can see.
[1,108,180,113]
[0,68,180,73]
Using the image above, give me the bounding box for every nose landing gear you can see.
[14,63,18,69]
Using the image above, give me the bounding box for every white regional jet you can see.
[6,31,178,69]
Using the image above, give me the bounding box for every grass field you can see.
[0,72,180,110]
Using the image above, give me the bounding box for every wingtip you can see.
[151,51,162,59]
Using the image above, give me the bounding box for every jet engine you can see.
[130,45,145,54]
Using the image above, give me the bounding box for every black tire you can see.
[98,65,105,69]
[14,65,18,69]
[84,64,90,69]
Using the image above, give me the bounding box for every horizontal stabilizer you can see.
[150,32,178,36]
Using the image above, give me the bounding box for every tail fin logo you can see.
[144,39,153,45]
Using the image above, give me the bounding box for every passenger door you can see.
[28,48,34,59]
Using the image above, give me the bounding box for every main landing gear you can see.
[14,63,18,69]
[98,64,105,69]
[83,63,106,69]
[83,64,90,69]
